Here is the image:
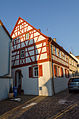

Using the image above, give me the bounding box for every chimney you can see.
[53,38,56,42]
[38,29,41,32]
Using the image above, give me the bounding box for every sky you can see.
[0,0,79,56]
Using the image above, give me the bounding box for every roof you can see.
[0,20,12,40]
[76,56,79,59]
[70,53,79,63]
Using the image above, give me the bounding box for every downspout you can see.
[49,37,55,95]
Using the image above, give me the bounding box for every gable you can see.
[11,17,48,40]
[11,17,50,68]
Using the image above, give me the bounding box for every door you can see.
[15,70,23,94]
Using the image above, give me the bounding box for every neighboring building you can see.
[69,52,79,76]
[11,17,78,96]
[75,55,79,73]
[0,20,12,100]
[50,38,77,93]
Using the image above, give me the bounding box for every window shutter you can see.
[65,69,69,78]
[54,65,56,77]
[29,67,33,78]
[39,65,43,77]
[61,67,63,77]
[57,67,59,77]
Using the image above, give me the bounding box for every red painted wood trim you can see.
[52,54,69,64]
[53,60,69,68]
[39,65,43,77]
[11,17,48,39]
[12,59,49,69]
[12,39,47,53]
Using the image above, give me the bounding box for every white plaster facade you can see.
[11,17,78,96]
[0,20,12,100]
[12,61,53,96]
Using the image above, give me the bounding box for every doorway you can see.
[15,70,23,94]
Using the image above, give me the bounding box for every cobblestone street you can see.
[0,90,79,119]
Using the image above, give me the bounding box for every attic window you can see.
[26,33,29,40]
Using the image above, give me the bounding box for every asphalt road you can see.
[1,90,79,119]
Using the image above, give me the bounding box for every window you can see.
[54,65,57,77]
[53,46,55,55]
[65,69,69,78]
[54,65,60,77]
[33,67,38,77]
[51,45,53,54]
[29,65,43,78]
[59,50,61,58]
[55,47,57,56]
[63,54,65,60]
[20,49,25,58]
[26,33,29,40]
[66,57,68,62]
[14,38,17,45]
[60,67,63,77]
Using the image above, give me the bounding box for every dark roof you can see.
[0,20,12,40]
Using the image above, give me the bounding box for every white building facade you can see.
[11,17,53,96]
[0,20,12,100]
[11,17,78,96]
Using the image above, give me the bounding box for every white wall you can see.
[39,61,53,96]
[12,61,69,96]
[12,66,39,95]
[0,25,10,76]
[0,78,10,100]
[54,77,69,94]
[12,61,53,96]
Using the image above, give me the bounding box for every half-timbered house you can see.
[11,17,53,96]
[11,17,78,96]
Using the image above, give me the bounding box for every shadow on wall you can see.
[53,77,69,94]
[42,78,53,96]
